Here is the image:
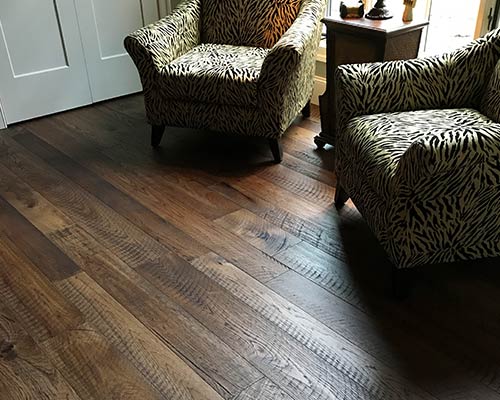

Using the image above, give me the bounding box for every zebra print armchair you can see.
[334,28,500,278]
[124,0,326,162]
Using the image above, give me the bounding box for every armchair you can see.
[124,0,326,162]
[334,29,500,277]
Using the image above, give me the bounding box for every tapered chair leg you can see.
[151,125,165,148]
[334,182,349,209]
[301,100,311,118]
[268,138,283,163]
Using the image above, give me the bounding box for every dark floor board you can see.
[40,322,165,400]
[0,305,82,400]
[47,225,261,398]
[137,259,380,400]
[0,235,83,343]
[210,181,345,258]
[55,272,224,400]
[1,94,499,400]
[215,209,302,256]
[16,127,286,283]
[233,378,294,400]
[267,270,500,400]
[191,252,439,400]
[0,178,79,282]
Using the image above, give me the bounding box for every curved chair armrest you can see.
[394,124,500,191]
[124,0,201,82]
[336,28,500,133]
[258,0,326,128]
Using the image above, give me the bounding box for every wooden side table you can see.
[315,16,429,148]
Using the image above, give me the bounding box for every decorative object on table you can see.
[124,0,326,164]
[402,0,417,22]
[365,0,393,19]
[340,0,364,18]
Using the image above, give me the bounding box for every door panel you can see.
[75,0,159,102]
[0,0,92,124]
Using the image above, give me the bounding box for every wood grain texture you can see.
[0,235,82,343]
[137,254,411,400]
[48,225,261,398]
[267,271,500,400]
[234,378,294,400]
[15,127,287,283]
[0,187,79,282]
[215,209,302,256]
[41,322,165,400]
[0,305,81,400]
[0,95,498,399]
[191,252,438,400]
[55,273,224,400]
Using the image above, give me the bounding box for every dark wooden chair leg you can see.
[151,125,165,148]
[301,100,311,118]
[268,138,283,163]
[392,267,414,300]
[334,182,349,209]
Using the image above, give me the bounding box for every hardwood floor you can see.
[0,94,499,400]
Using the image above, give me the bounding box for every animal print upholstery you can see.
[125,0,326,139]
[161,44,270,107]
[335,29,500,269]
[481,60,500,122]
[201,0,302,48]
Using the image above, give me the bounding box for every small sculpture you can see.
[365,0,393,20]
[402,0,417,22]
[340,0,364,18]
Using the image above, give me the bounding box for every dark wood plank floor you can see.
[1,94,500,400]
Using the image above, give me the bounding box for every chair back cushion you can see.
[201,0,302,48]
[481,59,500,122]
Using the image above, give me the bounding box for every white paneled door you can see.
[0,0,92,124]
[74,0,159,102]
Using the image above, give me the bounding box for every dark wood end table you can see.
[315,16,429,148]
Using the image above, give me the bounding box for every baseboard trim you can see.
[312,75,326,106]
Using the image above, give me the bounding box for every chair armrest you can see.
[395,124,500,190]
[257,0,326,130]
[336,28,500,133]
[124,0,201,83]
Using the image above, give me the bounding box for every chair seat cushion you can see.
[338,108,496,201]
[160,43,270,107]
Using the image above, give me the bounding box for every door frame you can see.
[475,0,499,36]
[0,99,6,129]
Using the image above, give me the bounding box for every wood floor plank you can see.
[215,209,302,256]
[210,181,345,259]
[0,184,79,282]
[191,252,440,400]
[234,378,294,400]
[0,305,81,400]
[0,135,206,269]
[48,225,262,398]
[55,273,224,400]
[10,129,210,260]
[14,128,287,282]
[137,262,378,400]
[40,322,165,400]
[257,163,335,209]
[0,235,83,343]
[223,174,340,231]
[266,271,500,400]
[0,94,498,400]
